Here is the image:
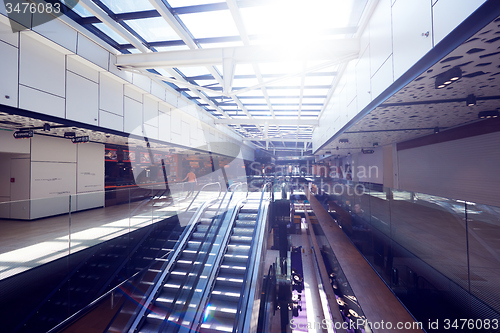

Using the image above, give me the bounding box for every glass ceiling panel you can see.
[180,10,239,39]
[63,1,92,17]
[302,88,330,95]
[305,76,335,86]
[175,67,212,77]
[93,23,129,44]
[301,97,326,103]
[125,18,181,42]
[234,64,256,76]
[168,0,222,7]
[200,41,245,49]
[258,62,303,75]
[267,89,302,96]
[231,78,260,87]
[266,77,303,87]
[270,98,301,104]
[155,45,191,52]
[240,0,354,42]
[99,0,155,13]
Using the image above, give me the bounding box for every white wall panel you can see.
[356,148,383,183]
[165,91,178,108]
[143,96,159,127]
[392,0,433,79]
[124,96,143,134]
[132,73,151,93]
[370,55,393,100]
[19,85,65,118]
[76,143,104,194]
[432,0,485,45]
[66,72,99,125]
[99,73,124,116]
[398,131,500,207]
[369,0,393,77]
[0,155,11,198]
[124,85,143,102]
[171,132,181,146]
[76,33,108,70]
[10,158,30,219]
[383,144,394,187]
[30,161,76,219]
[33,13,77,53]
[158,111,171,142]
[355,45,372,111]
[76,191,104,211]
[99,110,123,132]
[170,109,182,134]
[108,54,132,83]
[151,81,166,101]
[66,55,99,82]
[30,162,76,199]
[31,135,76,163]
[181,121,190,147]
[0,40,18,107]
[0,130,30,154]
[144,124,159,140]
[0,21,19,47]
[20,34,65,97]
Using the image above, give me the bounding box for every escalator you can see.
[198,203,259,332]
[44,182,271,333]
[137,202,224,332]
[123,183,271,333]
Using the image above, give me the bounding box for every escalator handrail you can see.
[185,182,222,212]
[233,181,271,333]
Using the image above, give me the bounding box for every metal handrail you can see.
[184,182,222,212]
[233,181,271,333]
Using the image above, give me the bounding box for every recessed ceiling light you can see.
[478,110,499,119]
[466,94,476,106]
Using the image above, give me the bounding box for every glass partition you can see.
[0,184,206,333]
[313,179,500,326]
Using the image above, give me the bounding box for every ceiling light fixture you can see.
[478,110,499,119]
[373,142,379,147]
[466,94,476,106]
[339,138,349,143]
[435,67,462,89]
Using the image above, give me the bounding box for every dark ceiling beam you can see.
[344,127,446,134]
[380,95,500,107]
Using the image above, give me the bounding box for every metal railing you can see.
[184,182,222,212]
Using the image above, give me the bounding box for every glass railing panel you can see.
[466,201,500,315]
[0,197,72,282]
[367,186,391,237]
[390,190,468,290]
[69,190,131,254]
